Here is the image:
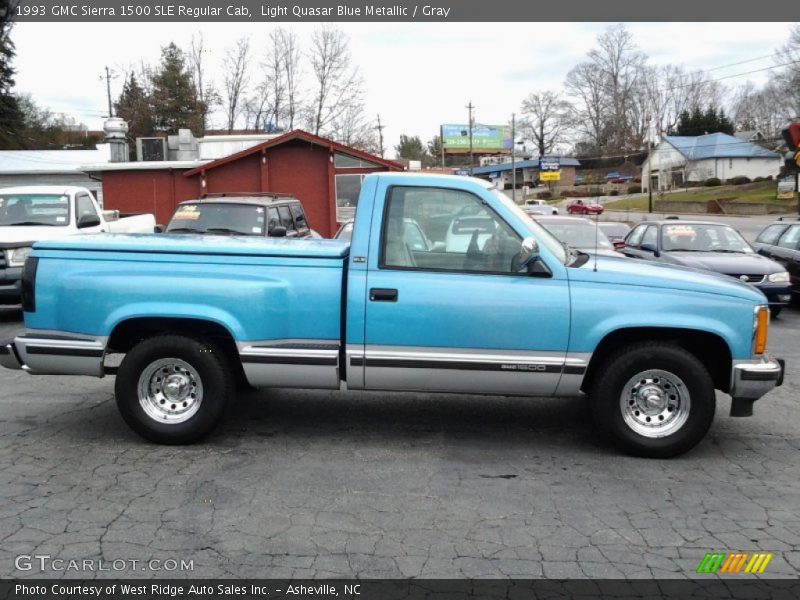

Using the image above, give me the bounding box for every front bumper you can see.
[729,355,784,416]
[755,282,793,308]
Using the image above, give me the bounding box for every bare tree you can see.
[519,90,569,156]
[277,28,301,130]
[188,33,216,133]
[222,37,251,133]
[328,101,379,153]
[588,24,647,153]
[564,61,609,153]
[307,26,362,137]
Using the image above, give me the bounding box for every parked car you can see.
[567,199,604,215]
[534,216,621,258]
[0,174,783,457]
[164,194,315,238]
[752,217,800,299]
[524,199,559,215]
[620,220,792,315]
[598,221,632,247]
[0,186,156,306]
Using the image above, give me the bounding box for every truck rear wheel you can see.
[590,343,715,458]
[115,335,233,444]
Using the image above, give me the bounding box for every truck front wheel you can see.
[115,335,234,444]
[590,343,715,458]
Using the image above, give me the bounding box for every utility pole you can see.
[466,101,475,167]
[102,66,116,118]
[511,113,516,202]
[440,126,445,169]
[375,114,385,158]
[647,139,653,213]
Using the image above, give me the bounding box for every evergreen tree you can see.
[151,43,206,135]
[0,1,25,149]
[394,134,427,162]
[115,73,155,143]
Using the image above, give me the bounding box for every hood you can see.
[568,254,766,303]
[0,226,73,246]
[665,251,784,275]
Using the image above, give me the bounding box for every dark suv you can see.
[164,193,314,238]
[752,217,800,299]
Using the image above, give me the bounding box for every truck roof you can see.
[178,194,300,207]
[35,233,350,259]
[368,172,494,188]
[0,185,87,195]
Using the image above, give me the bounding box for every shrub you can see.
[753,176,766,183]
[609,190,619,196]
[704,177,722,187]
[536,191,552,200]
[730,176,751,185]
[627,184,642,194]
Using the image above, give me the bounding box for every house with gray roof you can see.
[0,145,111,203]
[641,132,782,192]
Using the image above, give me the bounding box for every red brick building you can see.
[88,130,403,238]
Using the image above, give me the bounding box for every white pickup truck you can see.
[0,185,156,306]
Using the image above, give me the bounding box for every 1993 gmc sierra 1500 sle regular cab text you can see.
[0,174,785,457]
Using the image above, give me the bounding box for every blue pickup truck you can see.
[0,174,784,457]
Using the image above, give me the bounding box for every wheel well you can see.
[582,327,732,394]
[107,317,239,366]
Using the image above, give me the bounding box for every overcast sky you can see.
[11,22,798,152]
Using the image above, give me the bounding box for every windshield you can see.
[0,194,70,227]
[661,223,753,253]
[490,190,567,263]
[538,219,614,250]
[166,203,266,236]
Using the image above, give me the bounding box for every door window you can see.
[290,204,309,232]
[277,206,297,234]
[757,224,789,245]
[380,186,522,274]
[76,194,99,220]
[776,225,800,250]
[641,226,658,248]
[626,225,646,248]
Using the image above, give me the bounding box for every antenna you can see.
[593,212,599,272]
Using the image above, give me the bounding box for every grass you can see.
[604,181,795,211]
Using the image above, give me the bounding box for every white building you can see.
[641,133,782,192]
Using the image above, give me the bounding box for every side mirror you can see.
[519,236,540,266]
[640,242,660,256]
[613,240,626,250]
[270,226,287,238]
[77,214,102,229]
[154,225,164,234]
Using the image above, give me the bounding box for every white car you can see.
[1,186,156,306]
[525,198,559,214]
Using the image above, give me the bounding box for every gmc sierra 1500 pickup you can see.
[0,174,784,457]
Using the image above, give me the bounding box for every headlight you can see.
[6,247,32,267]
[768,271,790,283]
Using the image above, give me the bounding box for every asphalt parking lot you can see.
[0,305,798,580]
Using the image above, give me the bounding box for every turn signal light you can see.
[753,307,769,355]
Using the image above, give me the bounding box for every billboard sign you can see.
[441,124,512,153]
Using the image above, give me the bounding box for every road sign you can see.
[540,171,561,182]
[539,157,560,171]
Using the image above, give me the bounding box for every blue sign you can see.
[538,157,560,171]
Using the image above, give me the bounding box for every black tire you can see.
[115,335,234,444]
[590,343,715,458]
[771,307,782,318]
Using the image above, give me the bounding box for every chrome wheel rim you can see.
[138,358,203,424]
[620,369,690,438]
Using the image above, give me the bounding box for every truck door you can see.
[359,183,572,396]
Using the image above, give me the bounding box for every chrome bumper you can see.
[0,333,106,377]
[729,355,784,417]
[0,339,22,370]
